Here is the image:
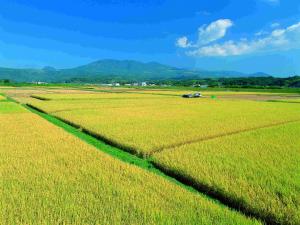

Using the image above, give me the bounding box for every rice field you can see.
[152,122,300,224]
[0,95,6,101]
[3,87,300,224]
[0,102,258,224]
[31,92,173,100]
[31,89,298,99]
[24,93,300,156]
[0,101,26,113]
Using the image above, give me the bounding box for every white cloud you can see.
[185,22,300,57]
[176,36,190,48]
[197,19,233,45]
[176,19,233,49]
[187,41,252,57]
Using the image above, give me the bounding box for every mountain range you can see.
[0,59,270,83]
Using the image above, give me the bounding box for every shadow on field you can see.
[30,95,51,101]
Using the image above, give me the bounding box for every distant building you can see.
[192,84,208,88]
[141,82,147,86]
[35,81,48,85]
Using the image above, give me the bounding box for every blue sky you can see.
[0,0,300,75]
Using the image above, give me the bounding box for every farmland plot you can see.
[31,92,174,100]
[31,89,297,98]
[26,94,300,156]
[152,122,300,224]
[0,102,258,224]
[0,101,26,113]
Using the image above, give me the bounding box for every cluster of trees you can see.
[2,76,300,89]
[218,76,300,88]
[0,79,10,84]
[152,76,300,88]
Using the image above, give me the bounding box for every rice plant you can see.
[0,102,258,224]
[25,94,300,157]
[153,122,300,224]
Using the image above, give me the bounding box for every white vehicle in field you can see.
[193,92,202,98]
[182,92,202,98]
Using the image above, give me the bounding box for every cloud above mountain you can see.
[177,19,300,57]
[176,19,233,48]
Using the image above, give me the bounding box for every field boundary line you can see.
[152,118,300,155]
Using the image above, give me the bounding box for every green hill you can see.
[0,59,269,82]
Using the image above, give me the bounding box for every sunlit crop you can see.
[25,94,300,157]
[271,98,300,103]
[0,101,26,113]
[5,89,300,224]
[153,122,300,224]
[0,102,258,224]
[31,92,174,100]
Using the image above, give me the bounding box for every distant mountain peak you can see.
[0,59,271,82]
